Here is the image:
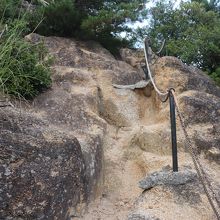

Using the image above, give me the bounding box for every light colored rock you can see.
[129,123,185,155]
[152,57,220,162]
[1,34,220,220]
[120,48,145,68]
[113,80,150,90]
[207,147,220,161]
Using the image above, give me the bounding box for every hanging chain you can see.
[143,36,220,220]
[171,90,220,220]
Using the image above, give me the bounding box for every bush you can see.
[33,0,145,54]
[1,0,146,55]
[210,67,220,86]
[34,0,82,37]
[0,0,22,21]
[140,1,220,86]
[0,19,52,99]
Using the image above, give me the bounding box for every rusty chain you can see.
[171,90,220,220]
[143,37,220,220]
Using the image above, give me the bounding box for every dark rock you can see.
[194,129,220,152]
[206,147,220,162]
[139,166,197,190]
[128,212,160,220]
[186,66,220,98]
[171,180,202,205]
[180,91,220,125]
[1,34,114,219]
[0,108,86,220]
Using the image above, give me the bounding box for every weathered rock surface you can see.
[139,166,197,190]
[0,108,86,219]
[80,51,220,220]
[1,34,220,220]
[0,34,147,219]
[152,57,220,162]
[128,212,160,220]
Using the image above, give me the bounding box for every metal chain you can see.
[143,36,220,219]
[171,90,220,220]
[171,90,220,203]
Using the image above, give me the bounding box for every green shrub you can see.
[210,67,220,86]
[140,1,220,86]
[33,0,145,54]
[0,0,22,21]
[34,0,83,37]
[0,19,52,99]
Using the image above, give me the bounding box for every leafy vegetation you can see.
[32,0,81,37]
[191,0,220,12]
[136,0,220,85]
[1,0,220,100]
[31,0,146,54]
[0,0,146,99]
[0,6,51,99]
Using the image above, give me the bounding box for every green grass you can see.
[0,18,52,99]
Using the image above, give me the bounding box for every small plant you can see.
[0,18,52,99]
[210,67,220,86]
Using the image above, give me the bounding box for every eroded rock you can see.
[0,109,86,220]
[152,57,220,163]
[1,34,148,219]
[1,34,220,220]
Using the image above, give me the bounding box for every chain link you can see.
[171,90,220,220]
[143,37,220,219]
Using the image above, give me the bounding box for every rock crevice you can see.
[1,34,220,220]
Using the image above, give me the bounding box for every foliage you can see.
[210,67,220,85]
[0,0,22,21]
[1,0,147,54]
[33,0,81,37]
[191,0,220,12]
[0,18,51,99]
[0,0,146,99]
[136,1,220,85]
[33,0,146,54]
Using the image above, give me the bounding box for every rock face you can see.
[79,49,220,219]
[152,57,220,162]
[0,110,85,219]
[0,34,146,219]
[1,34,220,220]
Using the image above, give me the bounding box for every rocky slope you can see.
[0,34,220,220]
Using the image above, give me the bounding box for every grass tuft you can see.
[0,16,52,99]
